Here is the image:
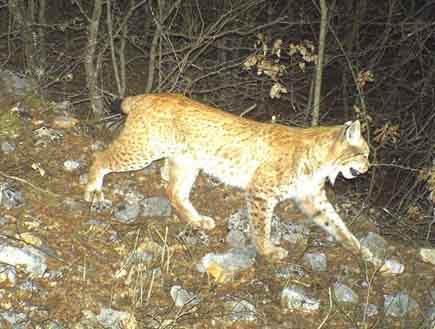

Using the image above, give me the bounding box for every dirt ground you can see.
[1,97,434,329]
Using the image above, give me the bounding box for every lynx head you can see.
[328,120,370,185]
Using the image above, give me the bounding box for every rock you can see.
[420,248,435,265]
[81,308,137,329]
[227,300,257,321]
[63,160,81,171]
[227,208,250,233]
[33,127,63,144]
[41,320,65,329]
[0,183,24,209]
[363,304,379,318]
[197,247,256,283]
[114,202,140,223]
[0,69,34,96]
[0,245,47,277]
[303,252,327,272]
[281,285,320,311]
[280,222,310,244]
[170,285,200,308]
[228,208,281,243]
[333,282,359,303]
[1,141,16,154]
[380,259,405,275]
[275,264,305,279]
[226,230,248,248]
[96,308,136,329]
[360,232,388,264]
[384,292,419,317]
[0,311,27,328]
[123,190,145,204]
[141,197,171,217]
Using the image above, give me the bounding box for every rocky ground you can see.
[1,95,435,329]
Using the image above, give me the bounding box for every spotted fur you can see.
[85,93,370,260]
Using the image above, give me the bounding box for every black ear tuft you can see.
[111,98,123,114]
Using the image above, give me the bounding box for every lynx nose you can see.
[350,167,360,176]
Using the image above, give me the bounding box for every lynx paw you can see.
[84,189,105,203]
[267,245,288,261]
[255,239,288,260]
[193,215,216,230]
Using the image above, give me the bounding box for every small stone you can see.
[170,285,200,307]
[380,259,405,274]
[363,304,379,318]
[384,292,419,317]
[226,230,248,248]
[420,248,435,265]
[0,311,27,327]
[360,232,388,264]
[141,197,171,217]
[303,252,327,272]
[275,264,305,278]
[63,160,80,171]
[114,202,140,223]
[280,223,310,244]
[281,285,320,311]
[197,247,256,283]
[95,308,136,328]
[1,141,16,154]
[0,183,24,209]
[228,300,256,321]
[333,282,359,303]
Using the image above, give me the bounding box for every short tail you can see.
[111,98,124,114]
[111,96,137,115]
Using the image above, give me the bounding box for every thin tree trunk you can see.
[311,0,328,126]
[107,0,122,96]
[146,1,164,93]
[85,0,104,115]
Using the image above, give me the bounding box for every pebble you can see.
[281,285,320,311]
[141,197,171,217]
[303,252,327,272]
[333,282,359,303]
[170,285,200,307]
[1,141,16,154]
[228,300,256,321]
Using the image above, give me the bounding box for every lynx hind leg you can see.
[165,158,215,230]
[84,153,110,202]
[246,193,287,260]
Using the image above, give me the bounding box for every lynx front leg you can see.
[165,158,215,230]
[296,190,362,255]
[246,194,287,260]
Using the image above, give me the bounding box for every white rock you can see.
[420,248,435,265]
[0,245,47,277]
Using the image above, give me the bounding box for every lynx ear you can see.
[345,120,361,145]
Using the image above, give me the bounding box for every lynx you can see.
[85,93,370,261]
